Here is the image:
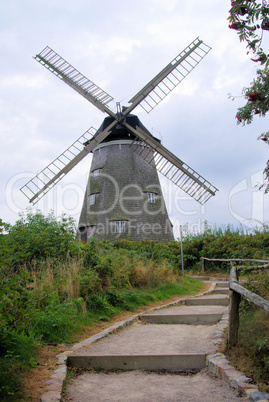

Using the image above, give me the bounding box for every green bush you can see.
[0,357,22,400]
[31,298,81,344]
[182,237,205,270]
[0,270,36,338]
[203,233,267,260]
[1,210,77,270]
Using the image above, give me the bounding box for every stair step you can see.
[216,282,229,287]
[68,353,207,371]
[184,296,229,306]
[140,313,223,325]
[212,289,229,295]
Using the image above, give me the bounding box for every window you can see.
[92,168,102,178]
[147,192,156,203]
[114,221,126,233]
[89,194,96,205]
[78,226,87,242]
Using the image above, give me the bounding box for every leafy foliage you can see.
[228,0,269,192]
[1,210,77,269]
[183,225,269,271]
[240,268,269,313]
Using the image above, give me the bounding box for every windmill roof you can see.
[92,114,160,145]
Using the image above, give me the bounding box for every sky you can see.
[1,0,268,238]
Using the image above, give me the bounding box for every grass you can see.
[0,358,23,401]
[70,276,206,339]
[100,277,203,315]
[226,309,269,392]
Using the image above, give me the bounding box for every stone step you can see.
[68,353,207,371]
[212,289,229,295]
[184,295,229,306]
[140,313,223,325]
[216,281,229,287]
[68,322,219,373]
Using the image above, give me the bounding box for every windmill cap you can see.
[94,114,161,144]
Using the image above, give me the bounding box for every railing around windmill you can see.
[200,257,269,349]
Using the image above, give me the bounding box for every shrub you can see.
[1,210,77,270]
[0,357,22,400]
[31,298,81,343]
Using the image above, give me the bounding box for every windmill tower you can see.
[20,38,218,242]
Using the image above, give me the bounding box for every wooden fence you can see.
[201,257,269,273]
[228,265,269,348]
[201,257,269,348]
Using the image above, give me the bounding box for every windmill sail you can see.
[20,127,97,204]
[125,123,218,205]
[34,46,116,117]
[127,37,211,114]
[21,119,118,204]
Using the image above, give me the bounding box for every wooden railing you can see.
[200,257,269,348]
[201,257,269,273]
[227,265,269,348]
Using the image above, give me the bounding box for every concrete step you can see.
[68,322,219,373]
[184,295,229,306]
[216,281,229,287]
[140,304,228,325]
[68,353,207,371]
[212,289,229,295]
[140,313,223,325]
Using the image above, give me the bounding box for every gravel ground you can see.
[74,321,219,356]
[64,370,249,401]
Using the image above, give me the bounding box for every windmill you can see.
[20,37,218,242]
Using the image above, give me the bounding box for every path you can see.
[42,278,269,401]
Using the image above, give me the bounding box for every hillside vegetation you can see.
[0,211,268,399]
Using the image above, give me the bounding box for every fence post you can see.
[227,266,241,348]
[202,258,205,273]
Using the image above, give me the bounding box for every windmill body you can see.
[78,114,174,242]
[21,38,218,242]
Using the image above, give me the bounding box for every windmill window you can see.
[92,168,102,178]
[114,221,126,233]
[148,192,156,203]
[89,193,96,205]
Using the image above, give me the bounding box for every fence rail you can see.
[228,265,269,348]
[201,257,269,273]
[200,257,269,348]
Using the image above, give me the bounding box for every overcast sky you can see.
[1,0,268,238]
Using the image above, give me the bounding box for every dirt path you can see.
[22,287,210,401]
